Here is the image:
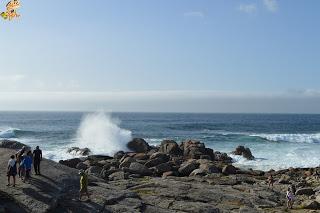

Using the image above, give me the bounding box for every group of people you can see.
[267,174,296,209]
[7,145,89,202]
[7,146,42,187]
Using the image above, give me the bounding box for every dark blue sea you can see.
[1,111,320,171]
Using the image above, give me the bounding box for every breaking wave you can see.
[74,111,132,156]
[250,133,320,144]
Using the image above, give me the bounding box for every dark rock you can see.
[204,148,215,160]
[87,166,102,177]
[114,151,125,160]
[0,140,28,150]
[178,161,200,176]
[150,152,170,161]
[87,155,113,161]
[153,162,173,175]
[302,200,320,210]
[199,163,221,174]
[145,153,170,168]
[76,162,88,170]
[59,158,82,168]
[232,146,255,160]
[127,138,151,153]
[67,147,91,156]
[296,188,315,196]
[128,162,152,176]
[215,152,233,163]
[159,140,182,155]
[222,165,237,175]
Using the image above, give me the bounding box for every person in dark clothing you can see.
[33,146,42,175]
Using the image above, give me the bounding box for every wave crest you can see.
[251,133,320,144]
[0,128,21,138]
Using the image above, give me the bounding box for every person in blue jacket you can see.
[21,151,33,183]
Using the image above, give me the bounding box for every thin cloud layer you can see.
[263,0,278,12]
[183,11,205,18]
[238,4,257,14]
[1,90,320,113]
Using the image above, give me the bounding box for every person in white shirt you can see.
[7,155,17,187]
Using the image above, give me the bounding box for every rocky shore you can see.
[1,139,320,212]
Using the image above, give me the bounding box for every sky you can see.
[1,0,320,113]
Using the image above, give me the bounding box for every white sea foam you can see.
[73,111,132,156]
[251,133,320,143]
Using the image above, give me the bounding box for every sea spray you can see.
[75,111,132,156]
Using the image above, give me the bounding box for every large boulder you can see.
[296,188,315,196]
[119,157,136,168]
[127,138,151,153]
[178,161,200,176]
[199,163,221,174]
[67,147,91,156]
[215,152,233,163]
[145,152,170,168]
[181,140,206,159]
[128,162,152,176]
[0,140,28,150]
[222,165,237,175]
[159,140,182,155]
[59,158,82,168]
[232,146,254,160]
[152,162,173,175]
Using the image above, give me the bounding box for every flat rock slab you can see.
[0,148,81,212]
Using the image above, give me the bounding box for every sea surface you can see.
[1,111,320,171]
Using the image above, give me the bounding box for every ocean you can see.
[1,111,320,171]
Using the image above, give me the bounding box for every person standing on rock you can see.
[286,187,294,209]
[268,174,275,188]
[22,151,33,183]
[16,146,26,178]
[33,146,42,175]
[7,155,17,187]
[79,170,90,201]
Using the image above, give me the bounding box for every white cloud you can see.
[238,4,257,14]
[183,11,205,18]
[263,0,278,12]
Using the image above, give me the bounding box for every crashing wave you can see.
[0,128,20,138]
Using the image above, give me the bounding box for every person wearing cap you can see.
[79,170,90,201]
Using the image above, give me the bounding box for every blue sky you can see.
[1,0,320,112]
